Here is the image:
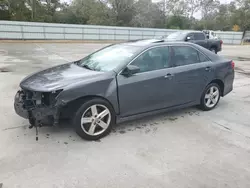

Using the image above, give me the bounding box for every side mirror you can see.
[186,36,191,41]
[121,65,140,77]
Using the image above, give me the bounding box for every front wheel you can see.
[73,98,115,140]
[199,83,221,111]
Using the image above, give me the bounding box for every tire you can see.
[199,83,221,111]
[210,47,217,54]
[73,98,115,140]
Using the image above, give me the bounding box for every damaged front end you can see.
[14,89,63,127]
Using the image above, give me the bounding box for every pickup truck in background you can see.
[163,31,223,54]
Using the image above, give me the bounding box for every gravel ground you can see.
[0,43,250,188]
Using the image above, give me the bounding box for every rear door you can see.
[117,46,176,117]
[193,33,209,49]
[170,45,214,105]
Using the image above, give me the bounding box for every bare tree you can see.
[200,0,220,19]
[186,0,201,18]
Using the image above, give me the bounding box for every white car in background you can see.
[203,30,218,39]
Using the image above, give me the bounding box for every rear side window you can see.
[193,33,205,40]
[171,46,200,66]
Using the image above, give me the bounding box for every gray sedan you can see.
[14,39,235,140]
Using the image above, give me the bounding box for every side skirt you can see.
[116,101,199,124]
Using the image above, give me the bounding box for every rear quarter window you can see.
[196,45,221,61]
[198,51,210,62]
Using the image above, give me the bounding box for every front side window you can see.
[77,44,140,72]
[171,46,200,66]
[187,34,195,40]
[131,46,170,73]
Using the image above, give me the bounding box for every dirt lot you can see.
[0,42,250,188]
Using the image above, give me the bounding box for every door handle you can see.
[164,73,174,79]
[205,67,212,71]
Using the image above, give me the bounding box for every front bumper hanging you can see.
[14,90,60,127]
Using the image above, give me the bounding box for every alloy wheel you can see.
[204,86,220,108]
[81,104,111,136]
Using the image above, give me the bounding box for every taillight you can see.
[220,40,223,46]
[231,61,235,69]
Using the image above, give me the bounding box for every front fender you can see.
[55,77,119,114]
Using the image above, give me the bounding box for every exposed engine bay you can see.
[14,89,62,127]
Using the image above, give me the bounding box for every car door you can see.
[170,45,214,105]
[193,33,209,49]
[116,46,176,117]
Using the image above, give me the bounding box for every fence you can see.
[0,20,244,45]
[243,31,250,43]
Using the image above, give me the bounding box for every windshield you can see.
[166,32,186,40]
[76,44,140,72]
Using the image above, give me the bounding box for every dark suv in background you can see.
[164,31,223,54]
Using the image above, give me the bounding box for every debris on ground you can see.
[168,117,178,121]
[0,67,11,72]
[119,130,126,134]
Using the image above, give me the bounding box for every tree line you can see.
[0,0,250,32]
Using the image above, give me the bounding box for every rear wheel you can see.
[199,83,221,111]
[73,98,115,140]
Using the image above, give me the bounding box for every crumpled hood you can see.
[20,63,103,92]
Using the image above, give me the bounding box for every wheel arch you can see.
[210,45,218,49]
[209,79,224,96]
[59,95,117,120]
[210,45,218,52]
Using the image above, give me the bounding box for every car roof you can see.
[119,39,221,61]
[122,39,166,46]
[121,39,195,48]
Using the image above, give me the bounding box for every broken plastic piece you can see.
[35,126,39,141]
